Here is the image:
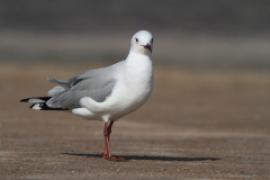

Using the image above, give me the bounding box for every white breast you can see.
[102,54,153,120]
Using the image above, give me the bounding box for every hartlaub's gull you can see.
[21,30,154,161]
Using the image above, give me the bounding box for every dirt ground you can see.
[0,63,270,179]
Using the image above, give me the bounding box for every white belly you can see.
[102,79,153,120]
[101,57,153,120]
[72,55,153,121]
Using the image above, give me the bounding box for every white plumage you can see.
[21,30,154,161]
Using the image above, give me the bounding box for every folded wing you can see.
[46,62,123,109]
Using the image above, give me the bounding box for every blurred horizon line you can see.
[0,30,270,70]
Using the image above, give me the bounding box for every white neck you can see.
[126,51,152,69]
[124,50,153,85]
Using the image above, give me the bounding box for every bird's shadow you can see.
[62,152,220,162]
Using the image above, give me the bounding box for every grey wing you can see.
[46,62,123,109]
[48,75,84,89]
[47,76,85,97]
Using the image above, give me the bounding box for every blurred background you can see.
[0,0,270,69]
[1,1,270,178]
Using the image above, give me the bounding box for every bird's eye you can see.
[135,38,139,43]
[151,38,154,44]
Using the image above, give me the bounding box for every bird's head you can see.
[130,30,154,55]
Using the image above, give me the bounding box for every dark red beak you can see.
[143,44,152,52]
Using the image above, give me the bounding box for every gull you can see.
[21,30,154,161]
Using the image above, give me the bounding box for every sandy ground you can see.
[0,63,270,179]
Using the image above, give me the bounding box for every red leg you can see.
[102,121,126,161]
[103,121,113,160]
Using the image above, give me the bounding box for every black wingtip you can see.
[20,96,68,111]
[20,96,51,103]
[20,98,30,102]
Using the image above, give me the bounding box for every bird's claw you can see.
[102,153,126,161]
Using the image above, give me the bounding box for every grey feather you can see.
[49,78,68,86]
[46,61,124,109]
[47,86,65,96]
[48,76,82,88]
